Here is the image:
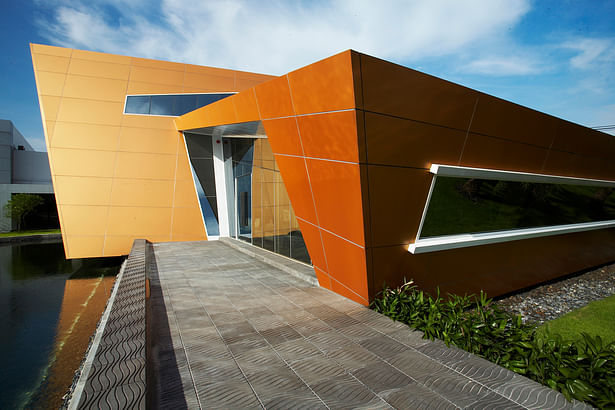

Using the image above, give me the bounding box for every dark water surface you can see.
[0,240,123,409]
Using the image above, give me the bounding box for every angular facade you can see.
[32,44,615,305]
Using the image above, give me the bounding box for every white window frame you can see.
[409,164,615,254]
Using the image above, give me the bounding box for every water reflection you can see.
[0,240,122,409]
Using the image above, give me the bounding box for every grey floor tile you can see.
[261,390,327,410]
[195,379,262,409]
[272,338,323,363]
[387,349,449,380]
[189,358,246,388]
[245,364,311,399]
[235,346,286,373]
[307,330,356,352]
[351,361,415,394]
[358,335,408,360]
[326,344,382,372]
[151,240,577,410]
[290,354,347,385]
[380,384,458,410]
[309,373,379,409]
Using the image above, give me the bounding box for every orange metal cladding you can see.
[358,53,615,299]
[31,44,274,258]
[176,51,372,305]
[177,49,615,305]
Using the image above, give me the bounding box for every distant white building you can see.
[0,120,53,232]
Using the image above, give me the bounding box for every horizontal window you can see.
[410,165,615,253]
[124,93,234,116]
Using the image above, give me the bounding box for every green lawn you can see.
[0,229,61,238]
[539,294,615,344]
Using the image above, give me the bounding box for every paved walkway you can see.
[150,240,587,409]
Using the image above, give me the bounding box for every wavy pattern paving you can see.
[148,240,595,409]
[77,240,147,409]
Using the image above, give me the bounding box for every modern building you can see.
[0,119,54,232]
[31,44,615,305]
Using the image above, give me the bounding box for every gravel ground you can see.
[495,262,615,325]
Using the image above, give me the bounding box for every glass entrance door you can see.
[235,173,252,242]
[222,137,254,242]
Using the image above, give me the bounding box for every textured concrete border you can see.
[69,239,147,409]
[67,258,126,409]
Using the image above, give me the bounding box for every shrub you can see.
[371,280,615,408]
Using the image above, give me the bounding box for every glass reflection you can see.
[421,176,615,238]
[124,93,233,116]
[250,139,311,265]
[185,133,219,236]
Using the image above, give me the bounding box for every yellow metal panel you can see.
[118,127,178,154]
[54,176,113,205]
[106,206,173,236]
[31,43,72,57]
[31,45,277,258]
[64,235,106,259]
[56,98,124,125]
[62,75,128,102]
[121,115,177,130]
[172,179,199,207]
[175,139,194,181]
[50,148,116,178]
[36,71,67,96]
[184,63,235,75]
[109,179,175,207]
[71,48,131,65]
[130,65,184,86]
[132,56,185,71]
[102,235,138,256]
[171,207,206,238]
[183,71,235,91]
[39,95,61,123]
[61,205,109,235]
[126,81,185,95]
[32,53,70,73]
[115,152,177,180]
[51,122,120,151]
[68,58,131,80]
[45,120,56,143]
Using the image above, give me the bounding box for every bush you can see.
[4,193,44,231]
[371,280,615,408]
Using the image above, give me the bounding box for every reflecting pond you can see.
[0,240,123,409]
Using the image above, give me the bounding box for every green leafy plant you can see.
[371,280,615,408]
[3,193,44,231]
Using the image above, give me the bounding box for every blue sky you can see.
[1,0,614,151]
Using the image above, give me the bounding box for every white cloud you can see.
[562,37,615,69]
[463,56,541,75]
[36,0,531,74]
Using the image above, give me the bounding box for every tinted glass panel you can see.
[185,135,219,236]
[190,163,219,236]
[184,132,213,159]
[250,138,311,265]
[176,94,198,116]
[421,176,615,238]
[290,230,311,265]
[124,96,150,114]
[124,93,233,116]
[150,95,176,115]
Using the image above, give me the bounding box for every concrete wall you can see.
[12,150,52,184]
[0,120,13,184]
[0,120,53,231]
